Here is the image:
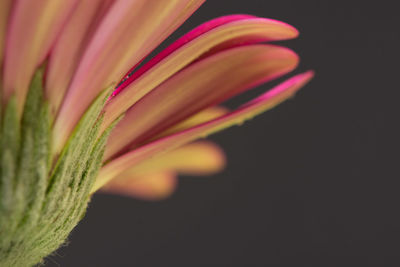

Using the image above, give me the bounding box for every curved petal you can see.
[2,0,78,112]
[53,0,204,154]
[93,71,314,192]
[105,45,298,158]
[100,171,177,201]
[103,16,299,128]
[46,0,114,115]
[118,141,226,176]
[147,107,229,143]
[105,106,228,160]
[112,15,257,95]
[0,0,12,69]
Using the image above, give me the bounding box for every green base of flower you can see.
[0,69,115,266]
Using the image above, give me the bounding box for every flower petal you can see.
[100,171,177,201]
[105,106,228,160]
[112,15,257,96]
[104,45,298,158]
[53,0,204,154]
[93,71,314,192]
[118,141,226,176]
[0,0,12,69]
[2,0,78,111]
[147,107,229,143]
[100,141,224,200]
[103,16,299,128]
[45,0,114,115]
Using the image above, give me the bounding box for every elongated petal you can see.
[103,16,299,128]
[46,0,113,115]
[53,0,204,154]
[101,142,224,199]
[93,71,314,192]
[2,0,78,111]
[112,15,256,96]
[118,141,226,176]
[105,45,298,158]
[101,172,177,201]
[0,0,12,69]
[148,107,229,143]
[105,106,228,160]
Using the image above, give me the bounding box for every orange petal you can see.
[100,171,177,201]
[102,16,299,128]
[118,141,226,176]
[104,45,298,158]
[53,0,204,154]
[93,71,313,192]
[2,0,78,112]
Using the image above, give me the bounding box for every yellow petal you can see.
[101,171,177,201]
[104,45,298,158]
[2,0,78,112]
[153,107,229,140]
[53,0,204,154]
[105,106,228,160]
[120,141,226,176]
[93,71,313,192]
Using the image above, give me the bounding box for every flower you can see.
[0,0,313,265]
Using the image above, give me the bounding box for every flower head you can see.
[0,1,312,265]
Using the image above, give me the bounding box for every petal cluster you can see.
[1,1,312,200]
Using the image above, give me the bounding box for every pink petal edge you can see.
[93,71,314,192]
[112,15,298,96]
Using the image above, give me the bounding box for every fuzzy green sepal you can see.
[0,69,114,266]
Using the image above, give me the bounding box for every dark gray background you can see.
[46,1,399,266]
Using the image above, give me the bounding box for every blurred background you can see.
[46,1,399,266]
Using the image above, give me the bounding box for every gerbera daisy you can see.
[0,0,313,265]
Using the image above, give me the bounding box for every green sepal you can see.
[0,69,116,266]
